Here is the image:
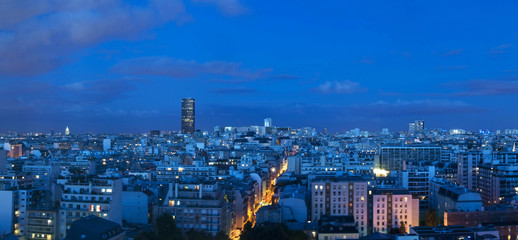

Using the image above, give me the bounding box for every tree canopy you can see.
[240,222,308,240]
[135,213,229,240]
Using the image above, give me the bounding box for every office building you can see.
[181,98,195,134]
[378,146,441,171]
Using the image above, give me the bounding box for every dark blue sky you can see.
[1,1,518,133]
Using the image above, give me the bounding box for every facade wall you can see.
[311,180,368,236]
[122,191,149,224]
[372,193,419,234]
[0,190,14,235]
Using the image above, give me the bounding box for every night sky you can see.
[1,1,518,133]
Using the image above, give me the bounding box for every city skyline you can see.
[1,1,518,133]
[3,2,518,240]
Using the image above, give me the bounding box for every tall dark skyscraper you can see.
[181,98,195,134]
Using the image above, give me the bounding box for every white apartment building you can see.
[57,177,122,240]
[371,189,419,234]
[311,176,369,236]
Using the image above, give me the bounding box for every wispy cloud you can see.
[192,0,248,16]
[211,87,258,94]
[92,107,159,117]
[359,59,375,64]
[445,77,518,96]
[268,74,300,81]
[354,58,375,64]
[350,99,482,116]
[0,77,152,132]
[390,51,412,58]
[60,78,144,104]
[490,44,513,54]
[112,56,271,79]
[442,49,464,56]
[437,65,469,71]
[0,0,189,77]
[0,78,142,114]
[314,80,366,94]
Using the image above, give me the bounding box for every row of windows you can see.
[376,220,408,227]
[313,184,366,191]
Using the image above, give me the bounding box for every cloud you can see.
[0,78,141,114]
[353,58,375,64]
[446,77,518,96]
[0,0,189,76]
[112,56,271,79]
[192,0,248,16]
[93,107,159,117]
[350,99,482,116]
[437,65,469,71]
[314,80,366,94]
[61,78,143,105]
[390,51,412,58]
[268,74,300,81]
[442,49,464,56]
[0,77,154,132]
[490,44,513,54]
[359,59,375,64]
[211,87,258,94]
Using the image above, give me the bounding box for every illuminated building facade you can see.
[370,189,419,234]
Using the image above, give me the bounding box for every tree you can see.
[135,231,159,240]
[185,229,212,240]
[240,222,308,240]
[156,213,184,240]
[424,208,439,226]
[399,222,407,234]
[214,231,230,240]
[136,213,226,240]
